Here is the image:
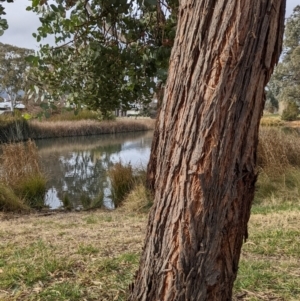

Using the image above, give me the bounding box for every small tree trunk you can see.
[131,1,286,300]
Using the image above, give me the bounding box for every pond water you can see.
[36,131,153,209]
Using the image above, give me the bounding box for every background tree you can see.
[0,42,34,109]
[26,0,178,117]
[268,5,300,119]
[264,88,278,113]
[131,1,286,300]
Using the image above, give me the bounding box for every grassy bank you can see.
[0,116,155,143]
[0,199,299,301]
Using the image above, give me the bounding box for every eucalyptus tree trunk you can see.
[131,1,286,300]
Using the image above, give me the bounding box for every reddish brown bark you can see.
[131,1,286,300]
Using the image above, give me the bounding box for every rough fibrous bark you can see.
[131,1,286,300]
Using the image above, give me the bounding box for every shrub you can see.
[48,109,102,122]
[281,102,300,121]
[0,115,30,143]
[121,183,153,213]
[80,192,104,210]
[62,193,73,211]
[13,174,47,209]
[0,182,29,212]
[108,162,135,207]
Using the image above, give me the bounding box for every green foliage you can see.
[281,101,300,121]
[26,0,178,116]
[48,109,101,121]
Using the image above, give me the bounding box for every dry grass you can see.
[0,210,147,301]
[260,115,284,127]
[0,205,299,301]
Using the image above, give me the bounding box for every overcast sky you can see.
[0,0,299,50]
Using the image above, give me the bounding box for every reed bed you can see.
[29,119,155,139]
[0,116,155,143]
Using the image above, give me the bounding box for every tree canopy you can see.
[24,0,178,117]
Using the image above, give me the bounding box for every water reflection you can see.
[36,132,153,209]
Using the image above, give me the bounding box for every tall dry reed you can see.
[1,140,41,185]
[0,140,47,209]
[257,128,300,175]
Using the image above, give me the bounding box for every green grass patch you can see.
[251,202,300,214]
[234,259,300,300]
[77,244,99,255]
[38,282,82,301]
[0,240,72,290]
[244,229,300,256]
